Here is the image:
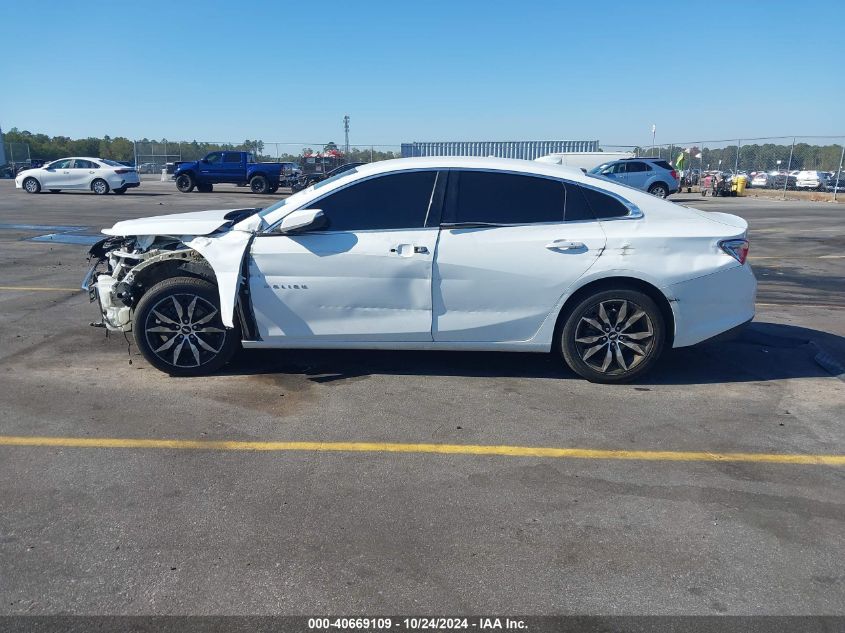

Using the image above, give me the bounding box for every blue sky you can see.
[0,0,842,147]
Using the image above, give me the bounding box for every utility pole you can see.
[343,115,350,157]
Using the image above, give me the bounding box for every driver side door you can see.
[40,159,74,188]
[248,170,442,343]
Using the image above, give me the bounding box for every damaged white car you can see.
[83,157,756,383]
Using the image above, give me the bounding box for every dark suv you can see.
[589,157,679,198]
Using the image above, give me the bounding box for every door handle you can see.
[390,245,429,256]
[546,239,585,251]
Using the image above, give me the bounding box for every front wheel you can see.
[23,177,41,194]
[175,173,195,193]
[133,276,240,376]
[560,289,665,383]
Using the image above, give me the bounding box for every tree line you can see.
[2,129,400,165]
[640,141,845,172]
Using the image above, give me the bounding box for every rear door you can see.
[249,170,442,342]
[623,160,651,190]
[221,152,245,182]
[68,159,97,189]
[432,170,607,343]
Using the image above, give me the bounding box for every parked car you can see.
[291,162,366,192]
[827,171,844,193]
[15,157,140,194]
[769,173,797,190]
[751,172,770,188]
[83,157,755,383]
[588,157,679,198]
[794,170,830,190]
[174,151,286,194]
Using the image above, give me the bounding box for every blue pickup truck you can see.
[174,151,285,194]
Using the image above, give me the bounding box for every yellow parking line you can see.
[0,286,80,292]
[0,435,842,466]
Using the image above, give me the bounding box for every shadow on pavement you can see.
[220,321,845,385]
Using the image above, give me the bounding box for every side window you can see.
[74,159,96,169]
[51,159,72,169]
[599,162,624,175]
[450,171,564,224]
[579,185,631,219]
[315,171,437,231]
[626,161,650,173]
[246,153,256,164]
[205,152,222,164]
[563,183,595,222]
[222,152,241,163]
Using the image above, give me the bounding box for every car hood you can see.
[102,208,261,237]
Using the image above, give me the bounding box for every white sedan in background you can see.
[83,157,756,383]
[15,157,141,195]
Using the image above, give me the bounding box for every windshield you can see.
[589,163,613,175]
[258,167,360,218]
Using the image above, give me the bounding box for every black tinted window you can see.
[653,160,674,170]
[563,183,595,222]
[223,152,241,163]
[626,161,650,172]
[451,171,564,224]
[580,186,630,219]
[316,171,437,231]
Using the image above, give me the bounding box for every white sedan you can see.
[82,157,756,383]
[16,157,140,195]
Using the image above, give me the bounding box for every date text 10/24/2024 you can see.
[308,618,528,630]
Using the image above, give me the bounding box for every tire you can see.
[249,174,269,194]
[133,276,239,376]
[648,182,669,198]
[23,177,41,194]
[559,288,665,384]
[113,187,127,195]
[175,173,195,193]
[91,179,109,195]
[196,183,213,193]
[49,189,61,193]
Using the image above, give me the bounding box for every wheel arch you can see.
[552,275,676,347]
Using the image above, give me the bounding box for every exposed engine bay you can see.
[82,207,264,333]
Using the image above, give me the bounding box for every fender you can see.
[186,214,263,328]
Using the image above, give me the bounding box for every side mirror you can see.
[277,208,325,234]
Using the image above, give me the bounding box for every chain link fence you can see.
[603,136,845,199]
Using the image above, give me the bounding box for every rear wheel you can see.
[196,183,213,193]
[23,177,41,194]
[175,173,195,193]
[648,182,669,198]
[133,276,239,376]
[91,179,109,195]
[250,175,269,194]
[560,289,665,383]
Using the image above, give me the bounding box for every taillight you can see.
[719,238,749,264]
[114,168,132,174]
[670,169,678,181]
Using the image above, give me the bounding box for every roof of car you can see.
[353,156,588,180]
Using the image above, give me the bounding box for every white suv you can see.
[794,170,830,190]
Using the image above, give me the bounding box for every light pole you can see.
[651,124,656,156]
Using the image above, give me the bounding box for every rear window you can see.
[449,171,564,224]
[579,186,631,219]
[652,160,674,171]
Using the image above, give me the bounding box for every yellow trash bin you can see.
[734,175,748,196]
